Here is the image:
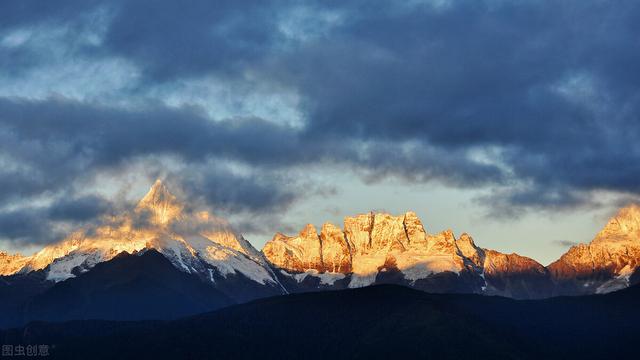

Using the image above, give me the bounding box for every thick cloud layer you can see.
[1,0,639,245]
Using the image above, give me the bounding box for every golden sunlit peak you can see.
[136,179,184,226]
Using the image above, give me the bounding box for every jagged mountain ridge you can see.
[264,206,640,297]
[264,211,552,298]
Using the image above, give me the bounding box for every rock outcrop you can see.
[343,213,374,254]
[263,221,352,275]
[262,224,323,273]
[320,223,351,273]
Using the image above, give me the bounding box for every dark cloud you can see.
[285,1,640,213]
[0,97,302,205]
[0,96,503,202]
[1,0,640,245]
[47,195,113,222]
[0,209,50,242]
[102,0,280,82]
[0,194,116,245]
[0,1,98,31]
[179,165,298,214]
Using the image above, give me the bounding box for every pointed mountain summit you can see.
[0,180,283,302]
[136,179,183,225]
[594,204,640,243]
[549,203,640,295]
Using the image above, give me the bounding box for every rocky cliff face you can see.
[548,204,640,295]
[320,223,352,273]
[262,224,324,273]
[263,211,550,298]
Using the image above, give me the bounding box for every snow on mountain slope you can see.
[2,180,280,288]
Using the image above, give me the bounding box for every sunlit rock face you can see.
[263,210,551,297]
[0,180,283,301]
[263,222,352,275]
[320,223,351,273]
[549,204,640,295]
[370,213,407,252]
[343,213,374,255]
[349,213,410,288]
[262,224,324,273]
[403,211,428,249]
[136,179,184,226]
[456,233,483,269]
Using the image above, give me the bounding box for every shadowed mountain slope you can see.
[2,284,639,359]
[1,250,233,328]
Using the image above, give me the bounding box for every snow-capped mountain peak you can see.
[0,180,281,290]
[549,203,640,294]
[135,179,184,226]
[594,204,640,243]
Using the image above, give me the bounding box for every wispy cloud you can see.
[553,240,580,248]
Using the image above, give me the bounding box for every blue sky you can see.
[1,0,639,264]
